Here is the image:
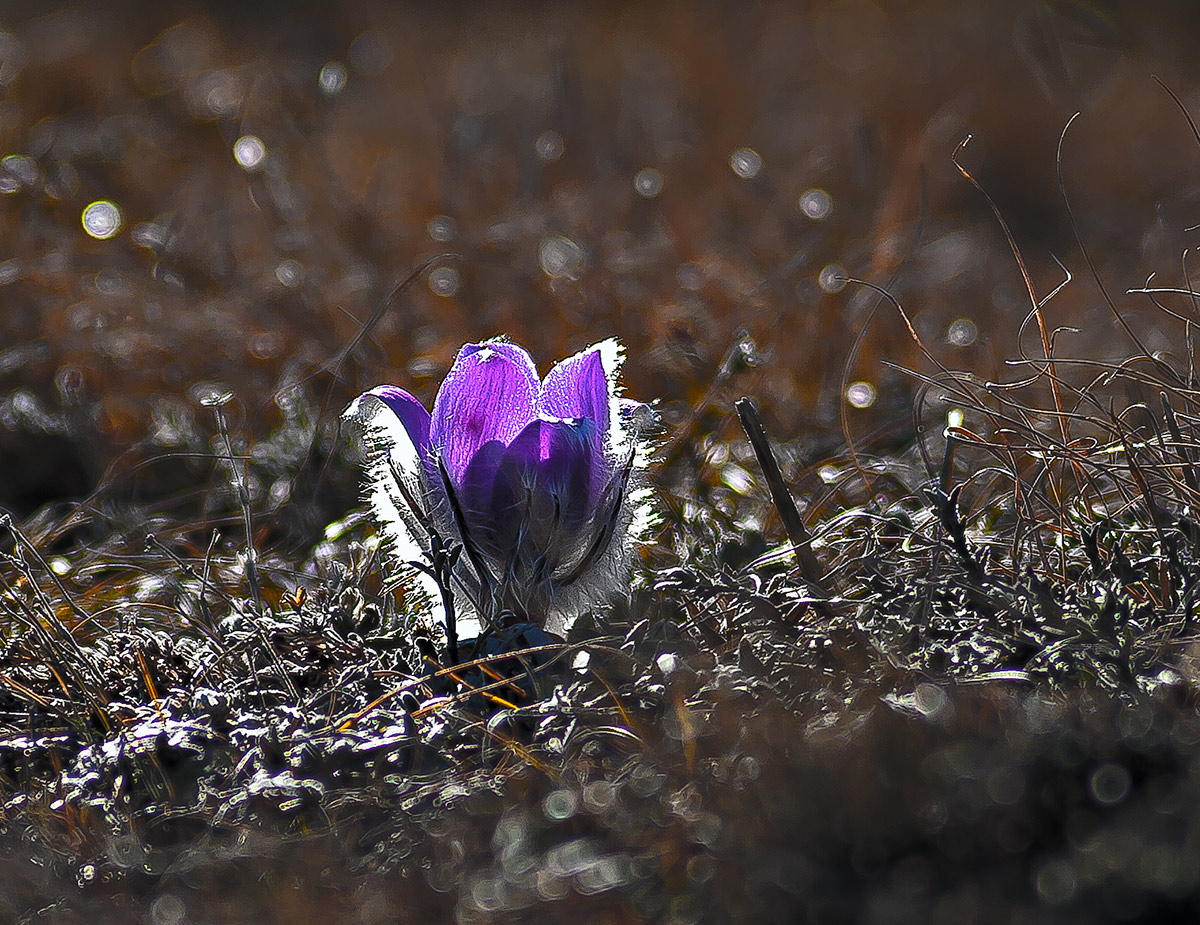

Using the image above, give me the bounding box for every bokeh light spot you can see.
[535,130,564,162]
[275,259,304,288]
[1,153,36,192]
[947,318,978,347]
[149,892,186,925]
[428,266,460,297]
[798,188,833,220]
[233,135,266,171]
[82,200,122,240]
[192,70,243,118]
[427,215,457,243]
[729,146,762,179]
[250,332,283,359]
[131,222,167,250]
[318,61,347,95]
[1089,762,1131,806]
[846,381,876,409]
[542,789,579,821]
[539,234,582,278]
[818,264,847,293]
[1035,859,1077,905]
[633,167,663,198]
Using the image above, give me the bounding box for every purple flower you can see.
[345,338,650,635]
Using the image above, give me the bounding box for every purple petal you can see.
[453,421,550,564]
[469,418,596,564]
[485,420,547,560]
[497,417,596,524]
[451,438,509,561]
[499,417,544,466]
[539,346,610,439]
[495,418,593,482]
[431,342,538,483]
[536,418,595,504]
[540,346,612,499]
[458,439,507,523]
[361,385,431,461]
[463,340,540,381]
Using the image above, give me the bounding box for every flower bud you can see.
[345,338,652,636]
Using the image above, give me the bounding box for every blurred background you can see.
[0,0,1199,539]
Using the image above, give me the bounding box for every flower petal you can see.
[465,340,540,381]
[341,385,435,572]
[447,438,508,562]
[457,439,507,524]
[494,417,594,494]
[431,341,538,483]
[540,345,614,500]
[536,417,595,511]
[360,385,431,461]
[539,345,610,440]
[493,418,597,557]
[488,418,552,561]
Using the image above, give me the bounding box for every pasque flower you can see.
[345,338,650,636]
